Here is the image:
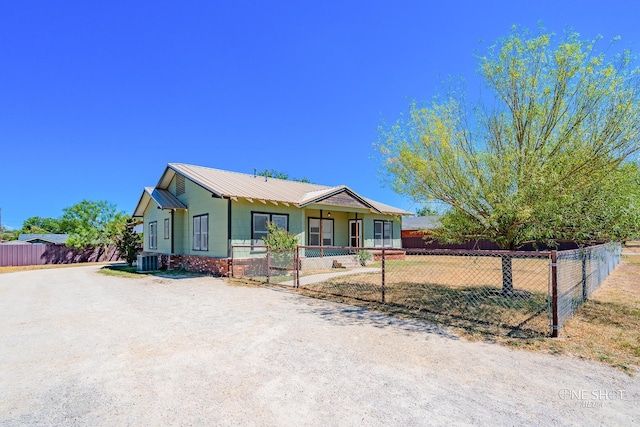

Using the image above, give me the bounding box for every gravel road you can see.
[1,265,638,426]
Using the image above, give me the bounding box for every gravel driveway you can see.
[1,265,638,426]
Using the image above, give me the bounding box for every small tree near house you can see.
[262,222,299,271]
[115,217,143,266]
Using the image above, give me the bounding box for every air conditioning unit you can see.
[137,254,159,272]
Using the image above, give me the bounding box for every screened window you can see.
[164,218,170,239]
[252,213,288,244]
[374,220,393,247]
[193,214,208,251]
[149,221,157,249]
[308,218,334,246]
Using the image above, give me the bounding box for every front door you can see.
[349,219,362,248]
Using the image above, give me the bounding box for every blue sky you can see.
[1,0,638,229]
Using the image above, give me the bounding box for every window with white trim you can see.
[308,218,334,246]
[252,212,288,245]
[374,220,393,247]
[193,214,208,251]
[149,221,157,249]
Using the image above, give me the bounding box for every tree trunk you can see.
[501,254,514,297]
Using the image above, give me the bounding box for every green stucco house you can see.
[133,163,410,275]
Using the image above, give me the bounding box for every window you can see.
[193,214,208,251]
[252,212,289,244]
[374,220,393,247]
[149,221,157,249]
[164,218,170,239]
[308,218,334,246]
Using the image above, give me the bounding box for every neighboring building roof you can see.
[402,216,443,230]
[134,163,412,217]
[18,234,69,244]
[2,240,30,245]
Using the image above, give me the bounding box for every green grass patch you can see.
[99,265,144,278]
[99,265,207,279]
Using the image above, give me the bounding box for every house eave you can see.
[132,190,151,218]
[132,187,187,217]
[165,164,224,198]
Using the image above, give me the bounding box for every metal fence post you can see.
[551,250,559,337]
[381,248,386,303]
[581,249,588,302]
[266,247,271,284]
[295,246,300,288]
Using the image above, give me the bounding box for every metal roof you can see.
[133,187,187,217]
[147,187,187,210]
[134,163,412,216]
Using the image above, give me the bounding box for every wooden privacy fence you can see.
[0,244,120,267]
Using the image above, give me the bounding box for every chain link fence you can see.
[230,245,298,284]
[298,248,552,336]
[554,243,622,332]
[231,243,621,337]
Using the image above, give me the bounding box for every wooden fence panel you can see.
[0,244,120,267]
[402,237,581,251]
[402,237,501,250]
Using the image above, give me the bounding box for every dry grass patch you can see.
[293,253,639,374]
[385,256,549,291]
[302,255,551,335]
[512,255,640,374]
[229,267,337,285]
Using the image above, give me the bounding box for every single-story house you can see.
[1,240,30,245]
[18,234,69,245]
[133,163,411,275]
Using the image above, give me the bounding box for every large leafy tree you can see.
[20,216,67,234]
[62,200,127,252]
[379,26,640,249]
[257,169,311,183]
[416,205,439,217]
[378,26,640,294]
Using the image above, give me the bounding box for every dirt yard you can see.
[0,265,638,425]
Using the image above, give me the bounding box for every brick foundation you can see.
[230,257,268,277]
[143,249,405,276]
[155,253,230,277]
[372,249,406,261]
